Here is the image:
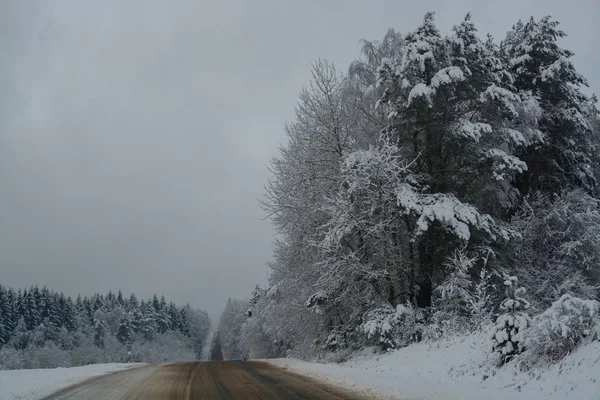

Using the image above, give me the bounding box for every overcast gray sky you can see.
[1,0,598,322]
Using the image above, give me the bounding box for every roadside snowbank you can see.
[0,363,144,400]
[268,333,600,400]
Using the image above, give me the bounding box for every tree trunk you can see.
[416,233,434,308]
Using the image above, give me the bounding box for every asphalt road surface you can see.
[41,361,372,399]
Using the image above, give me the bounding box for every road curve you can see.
[40,361,371,399]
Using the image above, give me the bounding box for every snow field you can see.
[268,332,600,400]
[0,363,144,400]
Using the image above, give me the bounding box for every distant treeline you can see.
[0,284,210,369]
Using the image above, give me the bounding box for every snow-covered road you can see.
[8,362,369,400]
[1,335,598,400]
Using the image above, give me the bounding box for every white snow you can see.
[395,186,497,241]
[267,332,600,400]
[504,128,527,146]
[0,363,144,400]
[430,66,466,90]
[407,83,432,107]
[480,84,520,117]
[485,148,528,180]
[453,120,492,142]
[406,40,435,73]
[540,57,569,82]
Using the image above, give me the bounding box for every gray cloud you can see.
[1,0,598,322]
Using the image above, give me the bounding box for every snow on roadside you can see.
[0,363,144,400]
[268,333,600,400]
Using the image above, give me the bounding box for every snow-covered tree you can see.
[246,11,599,362]
[504,16,595,194]
[258,59,367,354]
[23,290,39,331]
[313,138,415,337]
[93,310,109,349]
[209,331,223,361]
[0,285,8,346]
[376,13,525,307]
[156,311,171,335]
[9,318,30,351]
[184,306,211,359]
[492,276,531,364]
[116,312,135,344]
[218,298,249,360]
[433,247,495,332]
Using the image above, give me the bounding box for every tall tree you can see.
[504,16,595,194]
[209,331,224,361]
[0,285,7,346]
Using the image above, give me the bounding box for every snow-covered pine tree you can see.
[106,291,116,310]
[0,285,7,346]
[92,294,104,313]
[492,276,530,364]
[24,289,40,331]
[376,13,525,308]
[167,302,181,331]
[5,289,17,336]
[139,303,157,341]
[92,310,108,348]
[504,16,595,194]
[128,293,139,311]
[152,294,161,311]
[156,310,171,334]
[116,290,125,307]
[59,295,78,332]
[116,312,135,344]
[179,308,190,337]
[0,320,5,348]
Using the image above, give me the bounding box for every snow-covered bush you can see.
[26,344,69,369]
[424,310,468,341]
[321,330,348,352]
[130,333,195,363]
[68,336,112,366]
[362,306,396,349]
[362,303,424,350]
[432,247,495,336]
[317,344,354,363]
[0,347,24,370]
[491,276,530,364]
[523,294,599,363]
[511,190,600,310]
